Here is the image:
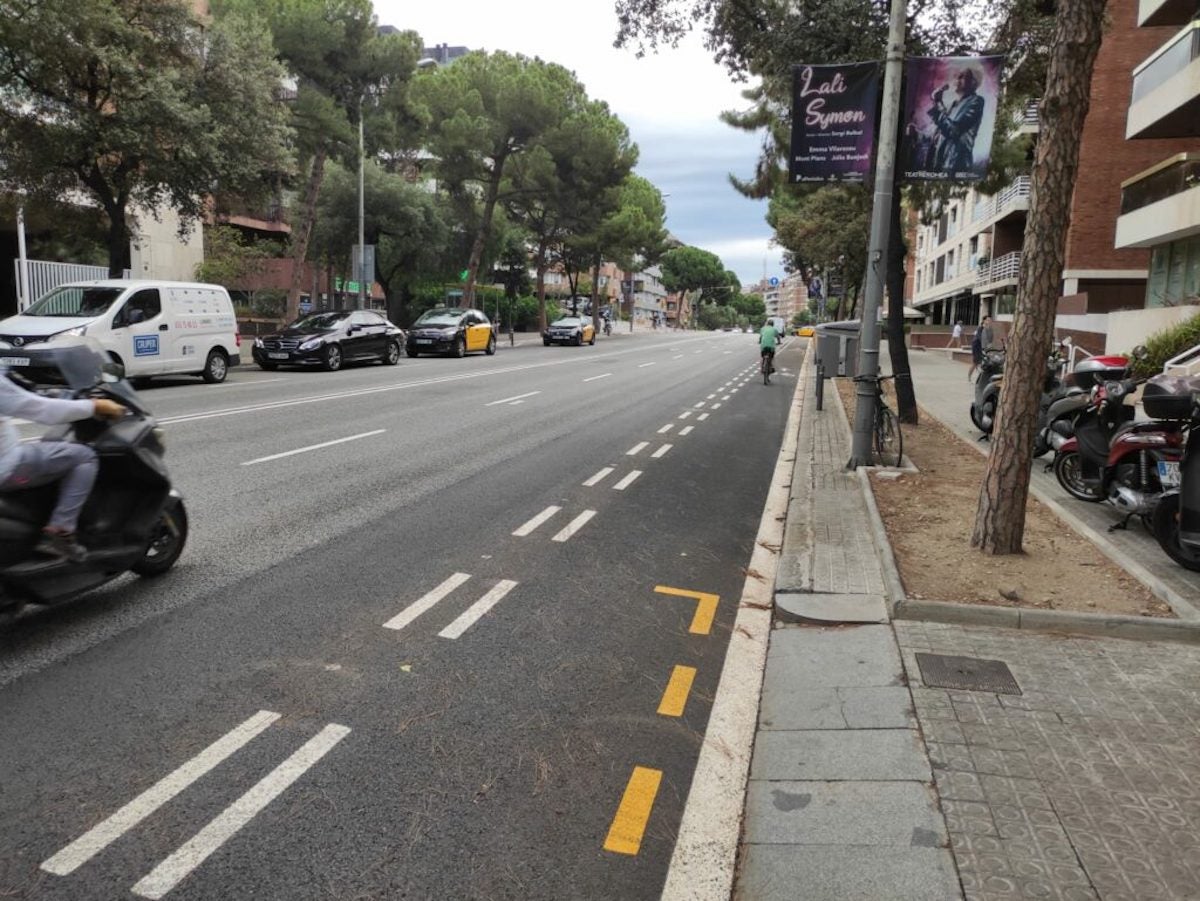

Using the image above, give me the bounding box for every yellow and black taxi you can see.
[797,325,815,337]
[405,307,496,358]
[542,316,596,347]
[252,310,404,372]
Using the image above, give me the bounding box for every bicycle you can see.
[853,373,903,467]
[761,349,775,385]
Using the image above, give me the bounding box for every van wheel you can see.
[202,349,228,383]
[323,344,343,372]
[383,339,401,365]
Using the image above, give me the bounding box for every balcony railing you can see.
[1120,154,1200,215]
[975,251,1022,289]
[971,176,1031,223]
[1021,100,1040,129]
[1132,21,1200,103]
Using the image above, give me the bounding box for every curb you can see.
[843,388,1200,643]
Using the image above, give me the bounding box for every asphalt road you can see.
[0,329,802,900]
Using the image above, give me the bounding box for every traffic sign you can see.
[768,276,780,287]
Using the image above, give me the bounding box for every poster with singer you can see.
[788,62,880,183]
[901,55,1005,182]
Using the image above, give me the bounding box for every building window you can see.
[1147,236,1200,307]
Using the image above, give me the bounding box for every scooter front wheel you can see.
[132,500,189,576]
[1151,495,1200,572]
[1053,451,1104,502]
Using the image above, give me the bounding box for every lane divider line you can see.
[658,424,675,434]
[706,394,716,400]
[130,724,351,900]
[603,767,663,856]
[241,430,385,467]
[638,362,656,368]
[678,411,692,420]
[613,471,642,491]
[552,510,596,542]
[711,403,722,410]
[583,467,615,487]
[583,373,612,382]
[486,390,541,407]
[438,580,519,640]
[41,711,282,877]
[698,413,710,421]
[693,402,706,408]
[383,572,471,632]
[514,505,561,537]
[626,441,649,456]
[654,585,719,635]
[658,666,698,717]
[652,444,673,459]
[679,426,695,436]
[722,395,732,401]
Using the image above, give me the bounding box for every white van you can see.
[0,280,241,383]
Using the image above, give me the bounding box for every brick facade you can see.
[1065,0,1196,274]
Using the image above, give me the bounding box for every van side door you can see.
[111,289,166,375]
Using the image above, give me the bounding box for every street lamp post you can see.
[357,98,366,311]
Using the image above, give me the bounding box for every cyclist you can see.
[758,319,780,375]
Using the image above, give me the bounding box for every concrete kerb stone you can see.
[840,377,1200,643]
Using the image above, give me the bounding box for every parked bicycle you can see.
[853,373,903,467]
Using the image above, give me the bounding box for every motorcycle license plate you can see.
[267,352,289,360]
[1158,461,1181,488]
[0,357,30,366]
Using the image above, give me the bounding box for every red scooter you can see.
[1052,375,1184,531]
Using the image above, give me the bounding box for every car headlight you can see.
[299,337,323,351]
[440,328,459,338]
[57,325,88,339]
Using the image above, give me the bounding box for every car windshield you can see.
[290,312,349,331]
[551,318,582,327]
[23,286,124,318]
[415,309,464,326]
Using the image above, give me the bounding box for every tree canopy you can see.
[0,0,293,274]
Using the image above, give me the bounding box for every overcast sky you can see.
[373,0,780,286]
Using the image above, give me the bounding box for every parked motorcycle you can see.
[1148,375,1200,571]
[1039,354,1131,459]
[1052,368,1184,531]
[971,344,1068,450]
[0,338,188,617]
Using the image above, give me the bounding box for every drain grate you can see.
[915,653,1021,695]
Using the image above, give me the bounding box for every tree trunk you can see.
[286,147,328,322]
[535,239,549,332]
[464,151,508,310]
[886,186,918,424]
[972,0,1106,554]
[106,205,128,277]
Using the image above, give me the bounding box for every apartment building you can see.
[910,0,1194,351]
[1113,0,1200,315]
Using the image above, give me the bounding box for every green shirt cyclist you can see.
[759,322,780,371]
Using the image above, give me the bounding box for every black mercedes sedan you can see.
[252,310,404,372]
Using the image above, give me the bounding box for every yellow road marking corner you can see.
[654,585,719,635]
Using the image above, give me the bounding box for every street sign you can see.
[352,244,375,288]
[768,276,780,287]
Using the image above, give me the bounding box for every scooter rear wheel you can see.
[1151,496,1200,572]
[132,501,189,576]
[1053,451,1104,502]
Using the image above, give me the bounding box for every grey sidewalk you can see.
[736,351,962,900]
[736,346,1200,901]
[892,347,1200,620]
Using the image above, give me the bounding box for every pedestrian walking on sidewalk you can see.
[967,315,994,381]
[949,320,963,349]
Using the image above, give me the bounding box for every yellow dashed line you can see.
[604,766,663,855]
[657,666,697,717]
[654,585,719,635]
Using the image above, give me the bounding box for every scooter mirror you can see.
[1132,344,1149,360]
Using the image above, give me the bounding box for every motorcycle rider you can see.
[0,364,125,561]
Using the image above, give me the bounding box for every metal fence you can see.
[12,259,128,311]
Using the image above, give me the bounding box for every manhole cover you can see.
[915,653,1021,695]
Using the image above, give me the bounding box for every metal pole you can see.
[357,101,366,311]
[848,0,907,468]
[16,205,29,310]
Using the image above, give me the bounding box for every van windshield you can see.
[24,286,123,318]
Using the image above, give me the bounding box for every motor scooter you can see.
[971,344,1068,450]
[1052,371,1184,531]
[0,338,187,617]
[1039,353,1131,460]
[1149,375,1200,571]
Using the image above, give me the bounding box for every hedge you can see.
[1130,308,1200,377]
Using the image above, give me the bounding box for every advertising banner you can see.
[789,62,880,184]
[900,55,1005,182]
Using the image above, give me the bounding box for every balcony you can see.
[1114,153,1200,248]
[970,176,1031,225]
[1127,21,1200,139]
[975,251,1022,293]
[1139,0,1197,27]
[1018,100,1039,134]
